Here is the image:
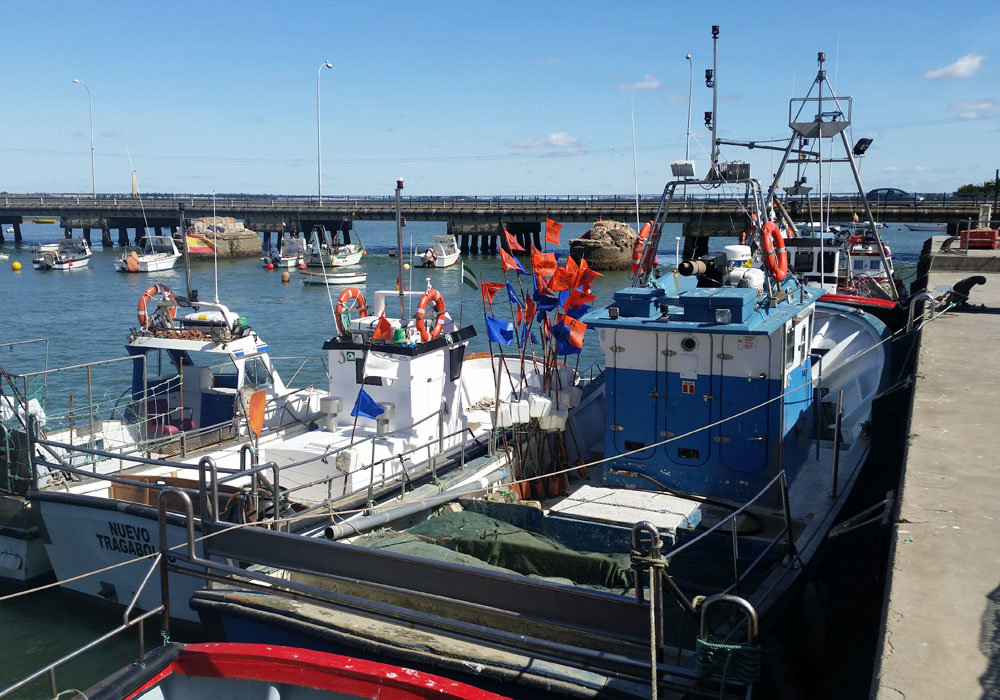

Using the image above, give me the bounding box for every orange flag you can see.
[529,244,557,280]
[545,217,562,246]
[481,282,505,309]
[548,266,576,292]
[577,257,602,289]
[503,227,526,252]
[499,248,526,273]
[372,314,393,341]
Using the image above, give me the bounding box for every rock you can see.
[569,219,638,270]
[185,217,263,259]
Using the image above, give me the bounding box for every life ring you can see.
[334,287,368,337]
[631,220,653,276]
[847,234,865,245]
[415,288,446,342]
[137,284,177,328]
[760,221,788,282]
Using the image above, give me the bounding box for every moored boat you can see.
[115,234,182,273]
[413,234,460,268]
[300,269,366,286]
[263,236,308,269]
[304,225,365,268]
[32,238,92,270]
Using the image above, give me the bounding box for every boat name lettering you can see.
[95,521,156,556]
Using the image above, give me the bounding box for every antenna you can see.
[710,25,720,173]
[212,192,219,303]
[630,93,640,234]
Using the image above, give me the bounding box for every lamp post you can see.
[72,78,96,197]
[684,54,693,198]
[316,61,333,205]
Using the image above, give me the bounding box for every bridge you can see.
[0,191,993,250]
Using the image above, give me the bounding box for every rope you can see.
[695,637,761,697]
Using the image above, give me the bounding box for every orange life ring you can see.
[137,284,177,327]
[631,220,653,276]
[415,288,446,342]
[334,287,368,336]
[847,234,865,245]
[760,221,788,282]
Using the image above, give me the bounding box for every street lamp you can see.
[72,78,96,197]
[684,54,693,197]
[316,61,333,205]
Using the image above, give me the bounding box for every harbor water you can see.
[0,219,929,697]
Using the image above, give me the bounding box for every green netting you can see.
[397,510,633,589]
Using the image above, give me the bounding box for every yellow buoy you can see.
[281,271,290,283]
[403,263,410,270]
[11,261,21,271]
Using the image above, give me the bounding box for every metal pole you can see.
[832,389,843,498]
[73,79,96,197]
[179,202,191,299]
[317,61,332,205]
[684,53,692,198]
[395,179,406,318]
[710,26,719,172]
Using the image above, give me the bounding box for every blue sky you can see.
[1,1,998,196]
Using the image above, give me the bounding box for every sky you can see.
[1,1,998,197]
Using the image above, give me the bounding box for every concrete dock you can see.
[874,269,1000,698]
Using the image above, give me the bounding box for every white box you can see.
[510,399,530,424]
[528,393,552,418]
[538,406,568,431]
[335,448,359,474]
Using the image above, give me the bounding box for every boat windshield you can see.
[146,236,175,254]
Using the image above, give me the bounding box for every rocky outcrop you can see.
[186,217,262,259]
[568,219,637,270]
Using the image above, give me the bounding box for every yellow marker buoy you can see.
[11,261,21,271]
[403,263,410,270]
[281,271,290,283]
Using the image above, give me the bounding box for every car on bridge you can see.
[866,188,925,203]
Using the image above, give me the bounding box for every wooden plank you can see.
[548,485,701,531]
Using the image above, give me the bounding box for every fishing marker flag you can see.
[372,314,394,342]
[505,280,522,308]
[499,248,528,275]
[462,262,479,290]
[351,388,385,420]
[484,314,515,344]
[503,227,526,252]
[545,217,562,246]
[481,282,505,309]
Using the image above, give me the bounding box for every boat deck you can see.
[873,270,1000,698]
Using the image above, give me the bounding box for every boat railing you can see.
[639,470,796,617]
[269,354,329,388]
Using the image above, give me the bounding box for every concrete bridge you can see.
[0,192,993,251]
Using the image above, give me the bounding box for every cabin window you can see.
[244,357,273,388]
[785,322,797,370]
[870,260,881,271]
[853,259,865,271]
[793,251,814,273]
[797,321,809,362]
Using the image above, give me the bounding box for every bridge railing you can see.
[0,192,994,210]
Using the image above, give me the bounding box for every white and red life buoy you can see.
[137,284,177,328]
[334,287,368,336]
[415,288,446,342]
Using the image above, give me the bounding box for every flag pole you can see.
[460,262,464,328]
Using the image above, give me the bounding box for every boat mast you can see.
[179,202,192,300]
[395,179,406,318]
[710,25,719,173]
[817,53,826,286]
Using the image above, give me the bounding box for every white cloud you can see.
[913,165,932,172]
[882,166,898,172]
[667,94,689,104]
[507,132,580,149]
[545,58,563,68]
[923,54,985,80]
[616,74,661,91]
[949,98,1000,119]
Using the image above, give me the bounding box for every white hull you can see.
[0,528,52,586]
[413,251,460,268]
[301,270,367,286]
[33,255,91,270]
[305,248,364,268]
[116,254,181,273]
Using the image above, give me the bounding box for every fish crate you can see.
[959,228,998,250]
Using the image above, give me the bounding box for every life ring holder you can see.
[415,289,446,342]
[137,284,177,328]
[334,287,368,337]
[760,221,788,282]
[631,220,653,276]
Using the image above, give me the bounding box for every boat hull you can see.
[33,255,91,270]
[300,271,367,286]
[115,255,181,273]
[412,252,460,268]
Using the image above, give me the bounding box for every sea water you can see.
[0,219,928,696]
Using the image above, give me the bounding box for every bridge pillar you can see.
[459,235,469,254]
[82,228,93,245]
[262,231,272,252]
[13,222,22,243]
[118,227,130,247]
[469,234,479,254]
[341,220,352,245]
[136,227,147,247]
[0,227,4,244]
[533,230,541,249]
[101,225,112,248]
[486,235,497,254]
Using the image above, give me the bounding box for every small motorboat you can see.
[413,234,460,268]
[300,269,367,286]
[32,238,92,270]
[304,225,365,268]
[262,236,307,268]
[115,235,182,273]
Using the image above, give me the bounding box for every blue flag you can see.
[566,304,591,320]
[484,314,514,344]
[505,280,522,308]
[520,324,538,348]
[351,388,385,420]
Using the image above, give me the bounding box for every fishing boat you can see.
[181,39,899,699]
[300,269,367,286]
[115,235,182,273]
[304,225,365,268]
[262,236,308,269]
[413,234,460,268]
[31,238,92,270]
[83,643,507,700]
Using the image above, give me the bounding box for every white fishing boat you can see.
[32,238,92,270]
[0,252,8,261]
[115,235,182,273]
[304,226,365,268]
[262,236,307,269]
[181,36,909,700]
[413,234,460,268]
[300,269,367,286]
